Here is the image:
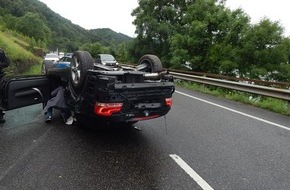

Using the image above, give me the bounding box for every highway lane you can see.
[161,87,290,189]
[0,105,199,189]
[0,86,289,189]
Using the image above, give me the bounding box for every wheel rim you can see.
[141,60,152,72]
[71,57,81,85]
[145,62,152,72]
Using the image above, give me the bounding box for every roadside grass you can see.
[22,62,42,75]
[0,31,42,76]
[176,80,290,116]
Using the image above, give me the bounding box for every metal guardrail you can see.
[167,68,290,89]
[169,71,290,110]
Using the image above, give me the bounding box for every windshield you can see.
[100,54,115,61]
[45,54,58,58]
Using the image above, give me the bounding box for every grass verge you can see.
[176,80,290,116]
[0,30,42,76]
[22,62,42,75]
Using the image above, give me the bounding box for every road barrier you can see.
[168,70,290,111]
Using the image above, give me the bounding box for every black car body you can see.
[2,51,174,125]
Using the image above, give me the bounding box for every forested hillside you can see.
[90,28,132,47]
[0,0,132,52]
[0,0,133,75]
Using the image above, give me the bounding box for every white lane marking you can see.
[176,91,290,131]
[170,154,214,190]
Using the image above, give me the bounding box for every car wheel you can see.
[41,60,53,75]
[69,50,94,96]
[137,54,163,73]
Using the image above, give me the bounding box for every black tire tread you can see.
[69,51,94,96]
[137,54,163,73]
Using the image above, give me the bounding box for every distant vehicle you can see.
[43,53,59,63]
[41,53,71,75]
[65,53,73,57]
[53,54,72,69]
[58,52,65,59]
[95,54,118,67]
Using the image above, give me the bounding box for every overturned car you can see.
[2,51,175,125]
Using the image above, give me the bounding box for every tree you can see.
[132,0,289,80]
[116,42,129,62]
[170,0,251,72]
[132,0,180,62]
[238,18,286,75]
[17,12,51,43]
[206,8,250,74]
[79,42,109,58]
[132,0,251,72]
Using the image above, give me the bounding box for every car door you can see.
[2,75,52,111]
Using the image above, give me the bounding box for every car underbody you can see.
[2,51,175,126]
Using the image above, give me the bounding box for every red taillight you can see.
[165,98,173,107]
[94,102,123,117]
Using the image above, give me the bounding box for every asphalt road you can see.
[0,86,289,190]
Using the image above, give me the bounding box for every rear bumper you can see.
[78,104,171,123]
[68,70,175,123]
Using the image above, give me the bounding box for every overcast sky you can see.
[226,0,290,36]
[38,0,139,37]
[38,0,290,37]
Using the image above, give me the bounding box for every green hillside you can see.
[0,30,42,76]
[90,28,133,47]
[0,0,134,75]
[0,0,133,52]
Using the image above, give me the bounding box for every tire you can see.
[137,54,163,73]
[41,60,54,75]
[69,51,94,96]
